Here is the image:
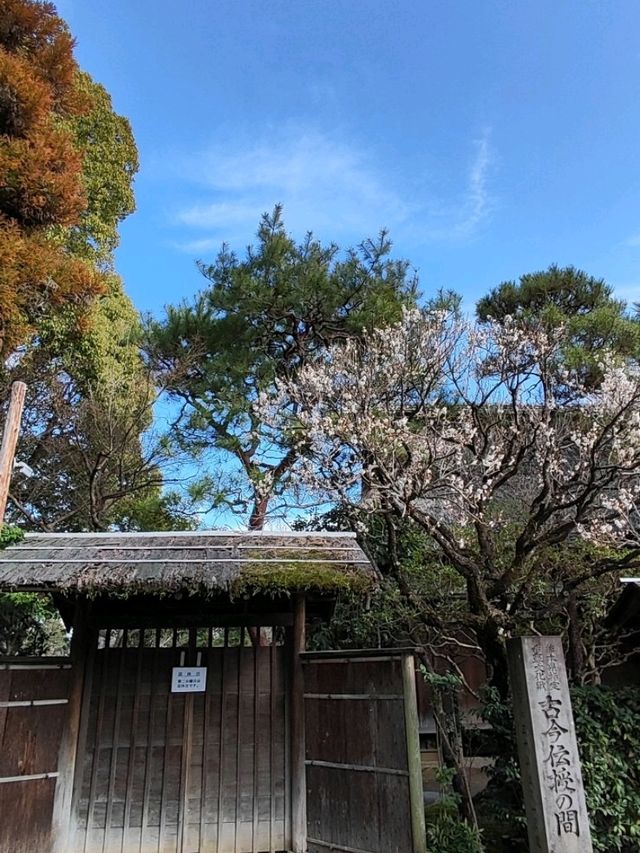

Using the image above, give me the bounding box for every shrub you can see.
[572,686,640,852]
[477,685,640,853]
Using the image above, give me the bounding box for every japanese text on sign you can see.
[171,666,207,693]
[533,640,581,840]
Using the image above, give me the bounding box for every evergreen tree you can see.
[147,206,420,528]
[477,265,640,389]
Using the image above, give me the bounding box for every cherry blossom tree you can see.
[262,309,640,693]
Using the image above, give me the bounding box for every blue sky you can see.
[56,0,640,315]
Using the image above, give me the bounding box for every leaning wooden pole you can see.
[0,380,27,524]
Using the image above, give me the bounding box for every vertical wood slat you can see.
[0,665,10,752]
[284,630,291,852]
[371,674,383,853]
[178,628,197,853]
[67,620,97,853]
[198,632,212,851]
[122,629,145,852]
[252,627,260,852]
[402,654,427,853]
[139,628,161,853]
[215,628,228,853]
[290,594,307,853]
[51,599,93,853]
[269,634,276,853]
[102,630,128,853]
[234,627,244,853]
[83,628,111,853]
[158,642,175,853]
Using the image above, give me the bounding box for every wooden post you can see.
[0,380,26,523]
[507,636,593,853]
[402,654,427,853]
[51,598,94,853]
[290,593,307,852]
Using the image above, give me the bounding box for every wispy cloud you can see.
[625,232,640,247]
[420,128,495,242]
[169,125,496,252]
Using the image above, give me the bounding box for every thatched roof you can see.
[0,531,376,596]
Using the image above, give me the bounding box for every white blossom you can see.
[258,309,640,555]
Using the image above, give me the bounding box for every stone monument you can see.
[507,636,593,853]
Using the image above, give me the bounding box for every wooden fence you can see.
[0,657,71,853]
[303,650,426,853]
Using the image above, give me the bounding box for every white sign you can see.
[171,666,207,693]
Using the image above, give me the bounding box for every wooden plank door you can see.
[0,657,71,853]
[72,627,290,853]
[303,652,425,853]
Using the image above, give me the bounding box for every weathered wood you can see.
[290,594,307,853]
[235,629,244,853]
[69,627,288,853]
[305,654,414,853]
[0,777,58,853]
[402,654,427,853]
[252,629,259,851]
[122,629,145,850]
[0,660,70,852]
[269,632,276,853]
[0,380,26,523]
[51,599,94,853]
[507,636,593,853]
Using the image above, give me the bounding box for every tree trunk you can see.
[477,621,509,702]
[417,650,478,830]
[249,493,269,530]
[248,491,268,647]
[567,590,585,683]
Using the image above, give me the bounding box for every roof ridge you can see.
[21,530,357,539]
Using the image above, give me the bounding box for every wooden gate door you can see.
[0,657,70,853]
[72,627,290,853]
[303,650,426,853]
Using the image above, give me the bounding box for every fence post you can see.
[51,598,94,852]
[402,653,427,853]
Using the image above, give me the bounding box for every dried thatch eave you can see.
[0,530,376,597]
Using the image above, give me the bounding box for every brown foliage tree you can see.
[0,0,102,356]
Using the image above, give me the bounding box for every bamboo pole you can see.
[0,381,27,524]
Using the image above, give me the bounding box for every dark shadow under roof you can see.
[606,581,640,632]
[0,531,376,596]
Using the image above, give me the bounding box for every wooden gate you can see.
[72,627,290,853]
[303,650,426,853]
[0,657,71,853]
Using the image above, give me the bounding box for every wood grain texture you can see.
[73,630,289,852]
[304,653,418,853]
[0,380,26,523]
[0,659,70,853]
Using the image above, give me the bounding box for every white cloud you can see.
[170,125,496,252]
[626,232,640,247]
[419,128,495,242]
